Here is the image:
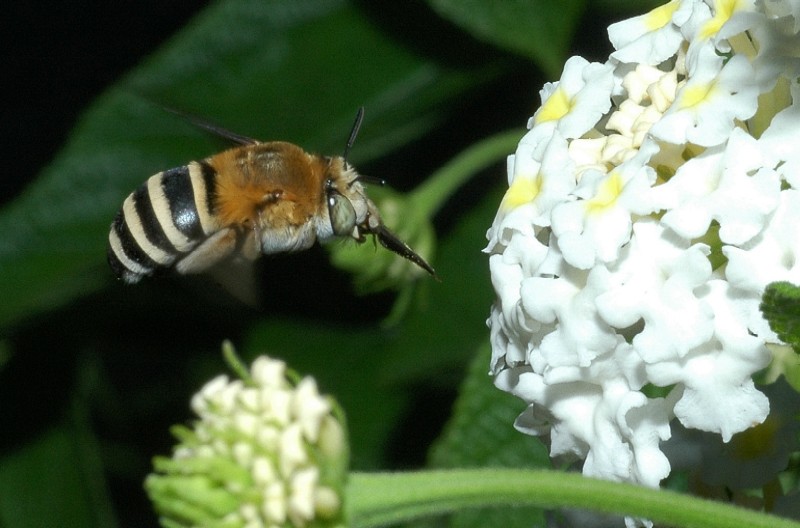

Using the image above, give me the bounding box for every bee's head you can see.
[323,167,364,238]
[315,107,437,278]
[319,107,379,239]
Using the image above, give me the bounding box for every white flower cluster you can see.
[150,355,347,528]
[486,0,800,495]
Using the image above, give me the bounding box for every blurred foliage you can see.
[427,0,587,77]
[0,0,648,526]
[761,282,800,356]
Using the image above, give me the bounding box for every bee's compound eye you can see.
[327,192,357,236]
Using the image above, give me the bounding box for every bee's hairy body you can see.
[108,140,435,284]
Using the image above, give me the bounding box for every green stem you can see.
[221,340,251,382]
[347,469,800,528]
[411,128,526,219]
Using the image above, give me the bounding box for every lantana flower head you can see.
[486,0,800,513]
[146,352,348,528]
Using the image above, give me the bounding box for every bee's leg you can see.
[245,214,263,258]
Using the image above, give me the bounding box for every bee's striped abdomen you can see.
[108,161,219,283]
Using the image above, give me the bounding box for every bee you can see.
[107,108,437,285]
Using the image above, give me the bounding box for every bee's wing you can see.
[175,228,260,306]
[206,258,260,307]
[175,228,241,275]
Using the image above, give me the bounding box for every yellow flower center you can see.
[700,0,746,39]
[678,80,718,109]
[535,87,572,125]
[644,1,681,31]
[502,174,541,210]
[587,171,623,213]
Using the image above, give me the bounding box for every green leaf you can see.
[0,0,495,330]
[0,426,114,528]
[429,342,550,528]
[426,0,587,77]
[761,281,800,355]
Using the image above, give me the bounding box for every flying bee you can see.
[107,107,437,285]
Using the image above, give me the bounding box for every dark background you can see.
[2,2,209,206]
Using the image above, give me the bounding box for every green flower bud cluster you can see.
[146,353,348,528]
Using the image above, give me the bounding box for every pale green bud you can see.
[146,352,348,528]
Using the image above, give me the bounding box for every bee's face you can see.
[315,157,377,241]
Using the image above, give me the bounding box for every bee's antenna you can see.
[342,107,365,165]
[353,175,386,186]
[159,104,259,146]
